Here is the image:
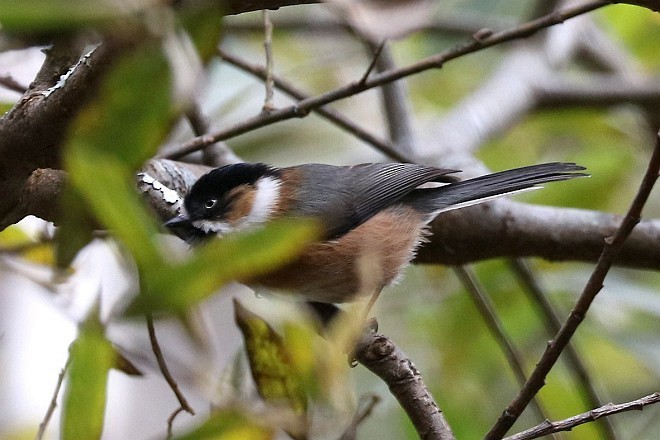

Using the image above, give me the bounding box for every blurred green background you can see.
[0,1,659,439]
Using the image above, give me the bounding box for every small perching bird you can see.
[166,162,586,304]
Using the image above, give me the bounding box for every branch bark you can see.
[0,39,126,230]
[354,329,456,440]
[504,392,660,440]
[417,200,660,270]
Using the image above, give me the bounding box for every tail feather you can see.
[405,162,587,215]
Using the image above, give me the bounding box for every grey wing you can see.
[288,163,458,239]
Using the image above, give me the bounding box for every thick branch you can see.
[0,39,126,230]
[536,76,660,109]
[417,200,660,270]
[354,330,455,440]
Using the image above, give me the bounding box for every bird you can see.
[165,162,586,310]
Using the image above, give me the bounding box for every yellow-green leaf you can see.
[234,299,307,415]
[58,37,177,268]
[55,187,96,268]
[172,409,273,440]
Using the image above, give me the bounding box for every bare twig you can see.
[167,407,187,439]
[262,9,275,112]
[485,129,660,439]
[222,12,516,38]
[164,0,611,160]
[453,266,558,439]
[185,103,210,136]
[363,39,416,159]
[0,74,28,94]
[339,394,381,440]
[145,313,195,437]
[36,357,71,440]
[217,49,408,161]
[509,258,618,440]
[504,393,660,440]
[358,40,385,86]
[184,103,226,167]
[354,328,455,440]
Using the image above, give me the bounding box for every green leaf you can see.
[65,150,163,267]
[178,2,225,62]
[68,42,175,169]
[54,187,96,268]
[234,299,308,415]
[0,0,148,33]
[59,38,176,268]
[61,313,114,440]
[172,408,273,440]
[127,218,320,315]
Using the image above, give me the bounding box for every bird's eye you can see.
[204,198,217,209]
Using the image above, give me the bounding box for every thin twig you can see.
[164,0,610,160]
[167,407,187,439]
[185,103,210,137]
[0,74,28,94]
[145,313,195,438]
[453,266,558,440]
[217,49,409,162]
[363,39,417,159]
[262,9,276,112]
[36,357,71,440]
[358,40,386,86]
[185,103,221,166]
[339,394,381,440]
[486,129,660,439]
[504,392,660,440]
[509,258,618,440]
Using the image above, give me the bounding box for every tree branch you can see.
[504,393,660,440]
[453,266,556,433]
[223,0,318,15]
[354,329,456,440]
[0,39,126,230]
[164,0,613,160]
[417,200,660,270]
[508,259,618,440]
[215,49,407,161]
[485,129,660,439]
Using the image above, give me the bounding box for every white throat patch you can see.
[247,176,280,224]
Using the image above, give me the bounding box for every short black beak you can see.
[164,214,206,243]
[164,214,191,229]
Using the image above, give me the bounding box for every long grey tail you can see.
[406,162,588,215]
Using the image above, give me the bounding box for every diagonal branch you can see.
[508,259,618,440]
[485,129,660,439]
[163,0,612,160]
[504,393,660,440]
[215,49,407,161]
[453,266,557,435]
